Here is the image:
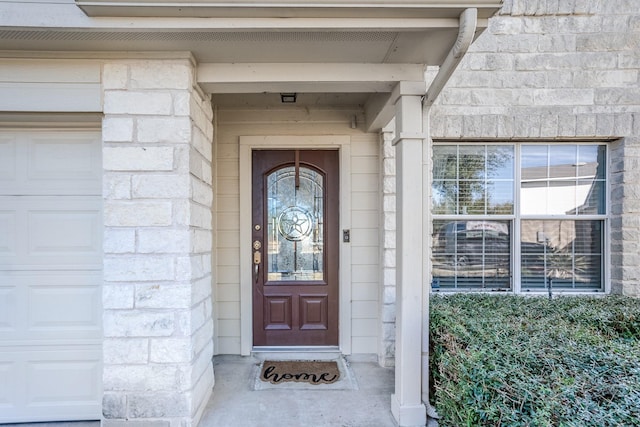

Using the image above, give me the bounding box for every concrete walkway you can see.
[200,355,398,427]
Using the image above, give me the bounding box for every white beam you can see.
[365,93,394,131]
[200,82,397,94]
[199,63,426,83]
[365,80,425,132]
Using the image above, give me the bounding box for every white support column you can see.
[391,81,427,427]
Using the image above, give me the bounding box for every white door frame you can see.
[238,135,352,355]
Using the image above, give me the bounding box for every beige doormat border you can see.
[251,356,359,391]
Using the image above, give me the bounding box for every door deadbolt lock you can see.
[253,240,262,250]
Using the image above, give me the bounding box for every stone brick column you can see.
[101,58,214,427]
[379,125,396,367]
[611,136,640,298]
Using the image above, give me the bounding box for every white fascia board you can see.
[75,1,503,20]
[1,1,490,31]
[197,63,426,93]
[0,1,460,31]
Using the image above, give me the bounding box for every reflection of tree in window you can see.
[432,145,514,215]
[432,143,606,293]
[521,220,602,290]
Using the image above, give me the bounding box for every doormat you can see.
[260,360,340,385]
[252,357,358,391]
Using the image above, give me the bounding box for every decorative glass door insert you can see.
[267,166,324,282]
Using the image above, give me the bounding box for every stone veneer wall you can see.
[379,0,640,361]
[101,58,215,427]
[379,128,397,367]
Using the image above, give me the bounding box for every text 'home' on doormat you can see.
[260,360,340,385]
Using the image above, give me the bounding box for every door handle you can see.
[253,249,261,283]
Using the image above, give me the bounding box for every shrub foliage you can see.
[429,295,640,426]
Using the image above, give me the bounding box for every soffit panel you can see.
[0,28,468,64]
[1,1,501,64]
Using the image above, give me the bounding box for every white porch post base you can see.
[391,393,427,427]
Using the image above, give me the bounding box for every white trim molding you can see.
[75,1,503,19]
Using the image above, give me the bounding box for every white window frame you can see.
[431,141,610,295]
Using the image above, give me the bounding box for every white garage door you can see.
[0,130,102,422]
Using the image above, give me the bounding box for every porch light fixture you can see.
[280,93,297,103]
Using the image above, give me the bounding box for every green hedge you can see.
[429,294,640,427]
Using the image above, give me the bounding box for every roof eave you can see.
[75,0,503,20]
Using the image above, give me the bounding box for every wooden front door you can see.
[252,150,339,346]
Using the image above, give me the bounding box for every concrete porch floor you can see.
[200,355,398,427]
[1,356,397,427]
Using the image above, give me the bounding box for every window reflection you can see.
[487,145,514,179]
[432,220,511,290]
[459,146,485,180]
[432,145,514,215]
[521,144,606,215]
[521,220,603,290]
[432,143,606,293]
[487,181,514,214]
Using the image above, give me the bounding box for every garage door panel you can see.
[0,285,18,332]
[0,271,102,342]
[28,134,100,182]
[0,131,101,196]
[0,197,102,270]
[0,360,18,409]
[27,356,101,405]
[0,137,16,182]
[29,286,101,334]
[0,347,101,422]
[28,210,101,256]
[0,128,102,423]
[0,211,17,255]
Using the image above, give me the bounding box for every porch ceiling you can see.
[0,23,483,65]
[1,1,500,65]
[1,1,501,130]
